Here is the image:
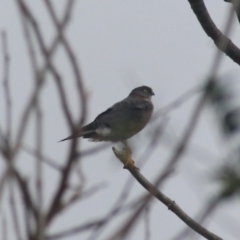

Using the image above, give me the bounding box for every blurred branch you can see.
[188,0,240,65]
[15,0,83,226]
[9,181,22,240]
[46,220,105,240]
[54,182,107,216]
[35,103,44,240]
[22,145,62,171]
[1,31,12,144]
[46,139,79,224]
[144,206,151,240]
[1,216,8,240]
[225,0,240,23]
[78,143,111,157]
[153,85,202,120]
[43,0,87,126]
[40,0,88,224]
[13,0,49,155]
[87,197,145,240]
[12,169,38,222]
[13,0,75,155]
[87,173,139,240]
[0,169,9,205]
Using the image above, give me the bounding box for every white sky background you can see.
[1,0,240,240]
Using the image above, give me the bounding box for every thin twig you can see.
[2,216,8,240]
[229,0,240,23]
[153,85,202,120]
[144,206,151,240]
[78,143,111,157]
[22,145,62,171]
[87,175,136,240]
[1,31,12,144]
[12,168,38,222]
[9,181,22,240]
[46,220,104,240]
[55,182,107,215]
[35,103,45,240]
[0,169,9,206]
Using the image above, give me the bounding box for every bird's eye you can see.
[143,89,148,93]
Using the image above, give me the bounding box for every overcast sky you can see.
[1,1,240,240]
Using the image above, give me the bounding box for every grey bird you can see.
[59,86,154,142]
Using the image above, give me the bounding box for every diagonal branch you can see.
[188,0,240,65]
[112,147,223,240]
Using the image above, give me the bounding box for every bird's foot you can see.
[123,157,139,170]
[121,140,132,154]
[112,143,139,170]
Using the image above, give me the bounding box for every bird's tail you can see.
[58,135,75,142]
[58,123,96,142]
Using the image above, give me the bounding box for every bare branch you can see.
[46,220,104,240]
[54,183,107,216]
[1,31,12,143]
[188,0,240,65]
[171,197,222,240]
[12,168,38,223]
[111,146,223,240]
[43,0,87,126]
[2,216,8,240]
[9,181,22,240]
[13,0,75,155]
[14,1,81,225]
[35,103,45,240]
[225,0,240,23]
[22,145,62,171]
[144,206,151,240]
[153,85,202,120]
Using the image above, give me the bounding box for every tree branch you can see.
[188,0,240,65]
[112,146,223,240]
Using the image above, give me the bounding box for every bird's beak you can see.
[151,91,155,96]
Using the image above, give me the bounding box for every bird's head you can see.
[129,86,155,100]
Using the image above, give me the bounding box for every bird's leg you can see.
[121,140,136,168]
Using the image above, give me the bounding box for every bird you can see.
[59,86,154,143]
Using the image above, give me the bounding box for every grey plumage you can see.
[59,86,154,142]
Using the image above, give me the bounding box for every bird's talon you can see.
[123,157,139,170]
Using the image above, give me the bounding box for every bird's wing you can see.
[134,101,153,110]
[93,99,129,122]
[93,98,153,125]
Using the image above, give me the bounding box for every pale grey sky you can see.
[1,1,240,240]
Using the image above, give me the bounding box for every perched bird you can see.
[59,86,154,142]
